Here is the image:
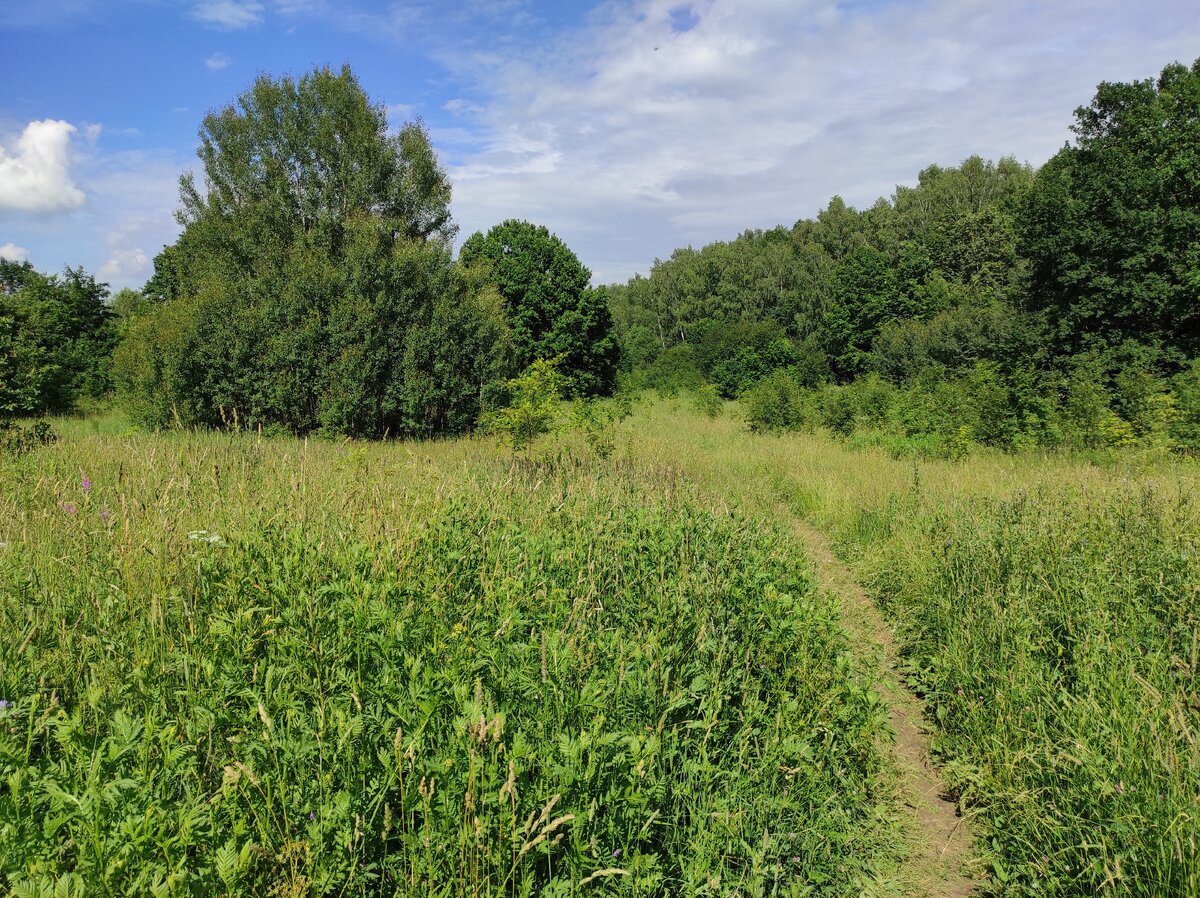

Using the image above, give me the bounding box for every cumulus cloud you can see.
[205,51,231,70]
[0,243,30,262]
[190,0,263,29]
[0,120,86,213]
[437,0,1200,283]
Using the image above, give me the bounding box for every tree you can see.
[0,260,115,415]
[485,357,567,452]
[118,66,504,438]
[1022,58,1200,362]
[179,65,454,253]
[460,220,618,396]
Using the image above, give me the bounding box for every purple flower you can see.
[612,848,621,859]
[309,811,315,821]
[99,509,112,523]
[81,477,92,493]
[0,700,10,710]
[62,502,77,515]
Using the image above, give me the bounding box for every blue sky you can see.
[2,0,1199,290]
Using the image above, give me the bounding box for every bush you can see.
[484,357,567,452]
[743,369,812,432]
[0,419,56,455]
[693,384,722,418]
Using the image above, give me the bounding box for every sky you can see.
[1,0,1199,291]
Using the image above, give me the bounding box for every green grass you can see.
[627,396,1200,897]
[6,399,1198,897]
[0,421,894,897]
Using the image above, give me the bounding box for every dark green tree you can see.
[118,66,505,438]
[460,219,618,396]
[0,260,115,415]
[1022,58,1200,361]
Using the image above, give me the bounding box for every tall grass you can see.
[863,486,1200,896]
[628,396,1200,897]
[0,423,894,896]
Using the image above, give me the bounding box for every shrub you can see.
[485,357,567,452]
[743,369,812,432]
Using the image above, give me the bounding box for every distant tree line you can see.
[606,58,1200,454]
[6,59,1199,454]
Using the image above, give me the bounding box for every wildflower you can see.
[0,541,7,550]
[81,476,92,493]
[0,699,10,710]
[612,849,622,859]
[309,811,316,822]
[99,509,111,523]
[62,502,77,515]
[188,530,225,546]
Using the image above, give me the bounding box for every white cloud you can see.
[98,246,150,281]
[437,0,1200,283]
[0,243,30,262]
[190,1,263,29]
[206,51,231,71]
[443,98,486,116]
[0,120,86,213]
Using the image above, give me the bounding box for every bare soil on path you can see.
[789,520,978,898]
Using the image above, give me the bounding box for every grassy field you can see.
[0,413,896,897]
[626,398,1200,897]
[2,401,1198,897]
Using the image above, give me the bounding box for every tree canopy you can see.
[460,219,618,397]
[1022,59,1200,361]
[1,259,115,417]
[117,66,509,438]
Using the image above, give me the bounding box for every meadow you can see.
[630,399,1200,897]
[1,400,1198,897]
[0,413,896,897]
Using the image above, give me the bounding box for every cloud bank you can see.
[438,0,1200,283]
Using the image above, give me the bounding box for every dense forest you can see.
[606,58,1200,455]
[3,58,1199,455]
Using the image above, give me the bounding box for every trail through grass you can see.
[627,398,1200,898]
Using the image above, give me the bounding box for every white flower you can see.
[187,530,226,546]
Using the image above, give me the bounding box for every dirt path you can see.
[791,521,978,898]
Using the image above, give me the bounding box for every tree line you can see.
[606,57,1200,454]
[2,66,615,441]
[3,58,1199,453]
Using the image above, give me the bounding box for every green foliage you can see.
[569,396,631,459]
[179,65,454,249]
[742,369,812,433]
[0,420,56,455]
[693,384,722,418]
[1022,59,1200,359]
[485,357,567,452]
[626,343,704,397]
[1169,360,1200,450]
[115,67,506,439]
[460,220,618,397]
[0,260,116,416]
